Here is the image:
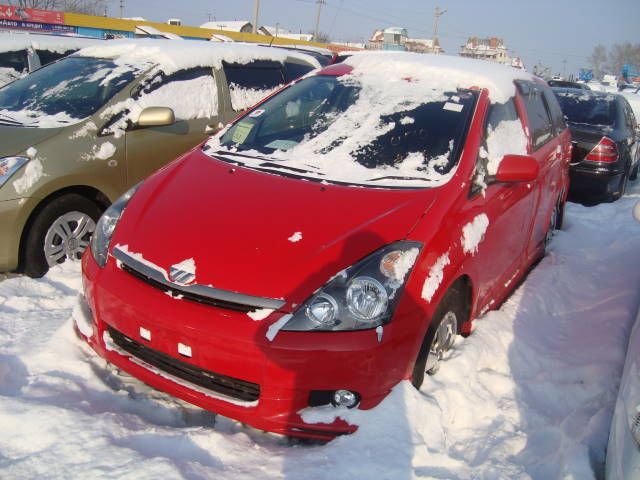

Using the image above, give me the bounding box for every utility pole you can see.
[562,58,567,79]
[252,0,259,34]
[119,0,124,19]
[432,6,446,47]
[314,0,325,42]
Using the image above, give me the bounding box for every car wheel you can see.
[411,285,465,389]
[544,198,563,252]
[22,194,102,278]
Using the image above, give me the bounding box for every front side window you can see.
[542,88,567,133]
[522,87,553,150]
[0,50,28,73]
[0,56,140,127]
[133,67,218,121]
[207,74,477,188]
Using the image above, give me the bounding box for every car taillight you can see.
[585,136,618,163]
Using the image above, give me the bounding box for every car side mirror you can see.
[136,107,175,128]
[495,154,539,183]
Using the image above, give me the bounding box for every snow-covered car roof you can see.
[0,32,101,54]
[75,39,321,75]
[342,52,534,103]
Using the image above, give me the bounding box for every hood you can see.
[113,150,436,308]
[0,125,63,157]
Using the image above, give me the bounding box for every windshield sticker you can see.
[231,122,254,144]
[264,139,299,151]
[443,102,464,112]
[249,109,265,118]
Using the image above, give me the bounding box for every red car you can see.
[78,53,571,440]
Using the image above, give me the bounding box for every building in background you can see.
[258,25,313,42]
[367,27,442,54]
[199,21,253,33]
[459,36,523,69]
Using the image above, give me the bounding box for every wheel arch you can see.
[17,185,110,271]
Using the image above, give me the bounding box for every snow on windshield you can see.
[207,74,475,187]
[205,52,533,188]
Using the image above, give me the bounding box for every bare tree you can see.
[588,44,608,79]
[8,0,106,15]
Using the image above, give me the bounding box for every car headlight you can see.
[90,183,141,267]
[0,156,29,189]
[282,241,422,332]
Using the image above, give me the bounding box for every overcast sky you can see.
[107,0,639,76]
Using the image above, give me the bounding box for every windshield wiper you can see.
[211,150,318,175]
[0,113,22,126]
[367,175,432,182]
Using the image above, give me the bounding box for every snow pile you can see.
[135,75,218,121]
[12,158,43,194]
[247,308,274,321]
[93,142,116,160]
[76,40,320,77]
[0,33,100,55]
[421,252,450,303]
[0,186,639,478]
[344,52,533,104]
[229,84,274,111]
[287,231,303,243]
[0,66,22,87]
[484,119,528,175]
[462,213,490,254]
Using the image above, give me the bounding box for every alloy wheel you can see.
[43,211,96,267]
[425,310,458,375]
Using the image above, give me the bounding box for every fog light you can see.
[332,389,359,408]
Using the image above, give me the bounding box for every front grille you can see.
[120,263,254,313]
[108,326,260,402]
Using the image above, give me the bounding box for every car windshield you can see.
[0,56,140,128]
[554,91,616,127]
[207,75,477,188]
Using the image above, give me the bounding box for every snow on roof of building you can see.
[343,51,533,103]
[0,32,102,54]
[383,27,408,35]
[200,21,253,32]
[75,39,321,74]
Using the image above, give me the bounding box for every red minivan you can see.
[78,53,571,440]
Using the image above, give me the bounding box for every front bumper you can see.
[0,197,37,271]
[79,251,412,439]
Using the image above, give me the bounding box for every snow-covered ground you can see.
[1,183,640,479]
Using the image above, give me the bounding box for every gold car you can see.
[0,40,318,276]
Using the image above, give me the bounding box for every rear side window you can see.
[284,61,314,83]
[0,50,28,73]
[521,86,554,150]
[223,60,285,111]
[542,88,566,133]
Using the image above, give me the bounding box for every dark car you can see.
[552,88,640,203]
[547,80,590,90]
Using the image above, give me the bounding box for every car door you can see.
[520,82,564,257]
[124,67,221,185]
[464,98,537,305]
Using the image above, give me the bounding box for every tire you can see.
[630,160,638,181]
[544,198,563,254]
[21,194,102,278]
[411,284,467,389]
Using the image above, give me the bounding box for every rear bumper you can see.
[79,251,410,439]
[568,165,623,203]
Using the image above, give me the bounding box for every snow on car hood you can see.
[111,150,435,307]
